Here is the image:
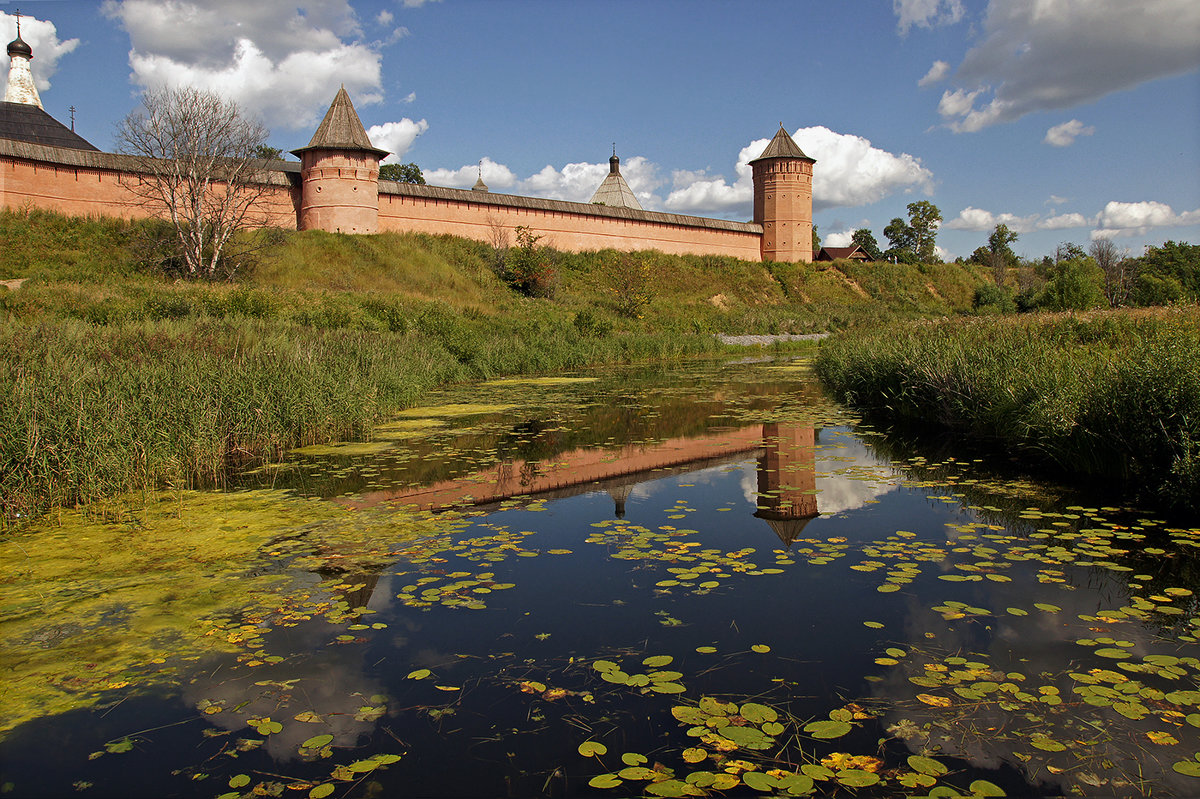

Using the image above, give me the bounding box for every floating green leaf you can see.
[803,720,851,739]
[588,774,623,789]
[301,734,334,750]
[908,755,949,776]
[836,769,880,787]
[578,741,607,757]
[739,702,778,723]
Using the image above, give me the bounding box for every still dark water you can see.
[2,356,1198,798]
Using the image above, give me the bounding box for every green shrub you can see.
[973,283,1016,314]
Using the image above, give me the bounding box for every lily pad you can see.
[578,741,608,757]
[588,774,623,789]
[803,720,851,739]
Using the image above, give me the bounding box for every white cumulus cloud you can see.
[0,12,79,93]
[945,207,1040,234]
[367,119,429,163]
[103,0,391,131]
[918,60,951,87]
[519,156,662,206]
[1040,212,1090,230]
[664,127,934,219]
[1092,201,1200,238]
[824,231,855,247]
[425,157,518,190]
[947,200,1200,240]
[937,0,1200,132]
[425,155,663,206]
[894,0,964,35]
[1044,119,1095,147]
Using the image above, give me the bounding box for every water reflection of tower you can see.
[754,422,819,547]
[607,481,635,519]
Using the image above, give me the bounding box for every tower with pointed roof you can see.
[5,12,42,108]
[291,86,389,234]
[749,125,815,262]
[589,148,642,210]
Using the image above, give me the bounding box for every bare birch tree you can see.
[116,86,273,279]
[1091,238,1131,307]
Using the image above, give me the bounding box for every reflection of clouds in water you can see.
[181,593,436,763]
[739,436,902,511]
[872,573,1198,795]
[736,434,899,515]
[813,434,900,515]
[628,462,744,502]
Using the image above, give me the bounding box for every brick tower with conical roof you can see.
[749,125,815,262]
[291,86,389,234]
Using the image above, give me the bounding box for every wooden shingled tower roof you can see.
[0,101,99,150]
[291,86,389,158]
[749,124,814,164]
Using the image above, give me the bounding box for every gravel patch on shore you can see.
[716,332,829,346]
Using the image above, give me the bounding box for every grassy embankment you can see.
[815,310,1200,512]
[0,208,990,525]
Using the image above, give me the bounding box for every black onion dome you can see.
[7,35,33,59]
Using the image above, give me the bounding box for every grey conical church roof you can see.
[291,86,389,158]
[749,125,814,163]
[589,153,642,210]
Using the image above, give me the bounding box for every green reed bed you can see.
[814,309,1200,511]
[0,313,719,525]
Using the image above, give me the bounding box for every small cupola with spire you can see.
[471,160,488,192]
[5,10,42,108]
[589,144,642,210]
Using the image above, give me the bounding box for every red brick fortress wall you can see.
[0,140,300,228]
[1,141,766,262]
[377,183,764,261]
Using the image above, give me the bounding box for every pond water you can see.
[2,355,1199,799]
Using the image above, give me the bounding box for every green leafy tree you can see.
[812,225,821,254]
[1128,240,1199,305]
[1040,257,1105,311]
[1055,242,1086,263]
[499,226,556,298]
[379,162,426,184]
[850,229,883,261]
[253,144,284,161]
[987,223,1019,285]
[883,216,915,261]
[906,201,942,262]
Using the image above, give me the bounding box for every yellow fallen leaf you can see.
[916,693,953,707]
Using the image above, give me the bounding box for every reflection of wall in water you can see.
[755,422,819,547]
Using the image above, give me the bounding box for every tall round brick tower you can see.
[291,86,389,234]
[749,125,816,263]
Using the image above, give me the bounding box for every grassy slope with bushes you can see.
[815,310,1200,512]
[0,208,992,524]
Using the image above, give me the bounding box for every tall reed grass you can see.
[814,310,1200,511]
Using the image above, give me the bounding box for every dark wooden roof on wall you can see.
[0,102,99,151]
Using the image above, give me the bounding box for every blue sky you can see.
[4,0,1199,260]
